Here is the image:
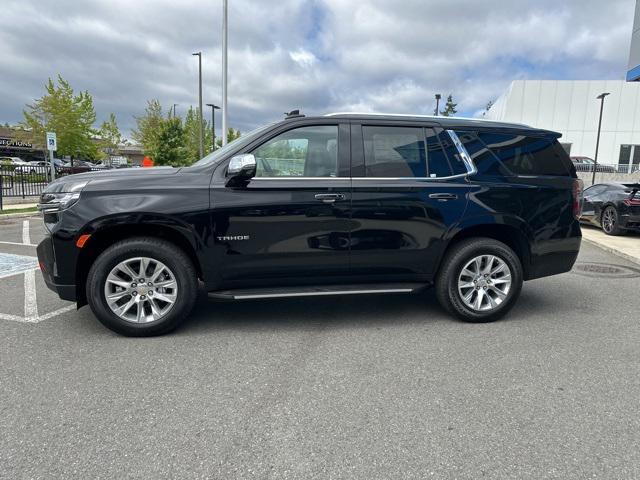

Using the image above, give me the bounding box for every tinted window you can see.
[427,129,455,177]
[253,125,338,177]
[478,133,572,176]
[584,185,607,196]
[452,130,506,176]
[363,126,426,177]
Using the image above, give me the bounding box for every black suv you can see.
[37,113,582,336]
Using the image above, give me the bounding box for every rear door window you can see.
[363,126,426,177]
[362,126,457,178]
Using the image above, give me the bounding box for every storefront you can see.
[0,127,44,162]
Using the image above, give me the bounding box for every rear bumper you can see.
[526,233,581,281]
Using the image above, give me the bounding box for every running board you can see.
[208,283,428,300]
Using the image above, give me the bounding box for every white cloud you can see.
[0,0,634,136]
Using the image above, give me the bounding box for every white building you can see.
[485,80,640,172]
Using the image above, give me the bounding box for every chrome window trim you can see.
[446,130,478,176]
[251,176,347,181]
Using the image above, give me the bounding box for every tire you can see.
[601,206,624,236]
[435,238,523,323]
[86,237,198,336]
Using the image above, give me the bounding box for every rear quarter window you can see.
[477,132,573,177]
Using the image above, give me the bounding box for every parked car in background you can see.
[16,160,48,174]
[0,156,28,166]
[571,156,616,173]
[580,182,640,235]
[37,112,583,336]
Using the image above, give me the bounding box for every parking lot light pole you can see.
[206,103,220,151]
[192,52,204,158]
[434,94,441,116]
[221,0,228,146]
[592,92,610,185]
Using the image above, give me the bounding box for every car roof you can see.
[289,112,558,135]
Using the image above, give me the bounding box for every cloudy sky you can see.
[0,0,635,138]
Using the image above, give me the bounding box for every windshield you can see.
[191,123,276,167]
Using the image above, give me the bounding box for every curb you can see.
[582,237,640,266]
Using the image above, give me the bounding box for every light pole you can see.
[206,103,220,151]
[221,0,228,146]
[192,52,204,159]
[172,103,178,118]
[434,93,441,116]
[592,92,610,185]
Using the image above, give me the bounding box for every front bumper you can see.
[37,235,77,302]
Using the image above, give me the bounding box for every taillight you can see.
[623,198,640,206]
[573,179,584,219]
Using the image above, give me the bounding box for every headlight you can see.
[37,180,89,213]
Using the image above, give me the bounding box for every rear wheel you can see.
[435,238,523,323]
[86,237,198,336]
[602,206,624,236]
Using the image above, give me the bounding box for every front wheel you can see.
[86,237,198,336]
[435,238,523,323]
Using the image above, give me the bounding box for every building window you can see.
[619,145,640,173]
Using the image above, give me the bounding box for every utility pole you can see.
[221,0,228,146]
[172,103,178,118]
[192,52,204,158]
[434,94,441,116]
[592,92,610,185]
[206,103,220,151]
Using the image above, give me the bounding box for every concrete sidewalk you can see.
[581,225,640,265]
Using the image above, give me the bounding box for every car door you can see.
[349,122,471,280]
[209,121,352,287]
[581,185,607,225]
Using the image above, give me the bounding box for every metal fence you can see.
[0,163,123,204]
[573,162,640,174]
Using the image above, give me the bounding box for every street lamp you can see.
[434,94,441,116]
[206,103,221,151]
[592,92,610,185]
[192,51,204,158]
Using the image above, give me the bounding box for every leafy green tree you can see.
[440,95,458,117]
[99,113,122,157]
[183,106,213,161]
[22,75,99,159]
[132,99,165,160]
[215,127,241,149]
[154,117,190,166]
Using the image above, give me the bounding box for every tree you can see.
[99,113,122,157]
[154,117,190,166]
[22,75,99,159]
[215,127,241,149]
[183,106,213,161]
[131,99,165,160]
[439,94,458,117]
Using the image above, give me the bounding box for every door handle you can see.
[315,193,346,203]
[429,193,458,201]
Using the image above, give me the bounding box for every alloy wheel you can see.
[104,257,178,324]
[457,255,512,312]
[602,207,616,234]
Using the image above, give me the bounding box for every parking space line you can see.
[24,269,38,321]
[0,241,38,247]
[22,219,31,245]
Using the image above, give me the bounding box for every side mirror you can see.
[226,154,256,186]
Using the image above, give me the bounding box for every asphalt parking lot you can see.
[0,216,639,479]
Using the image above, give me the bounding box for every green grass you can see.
[0,206,38,215]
